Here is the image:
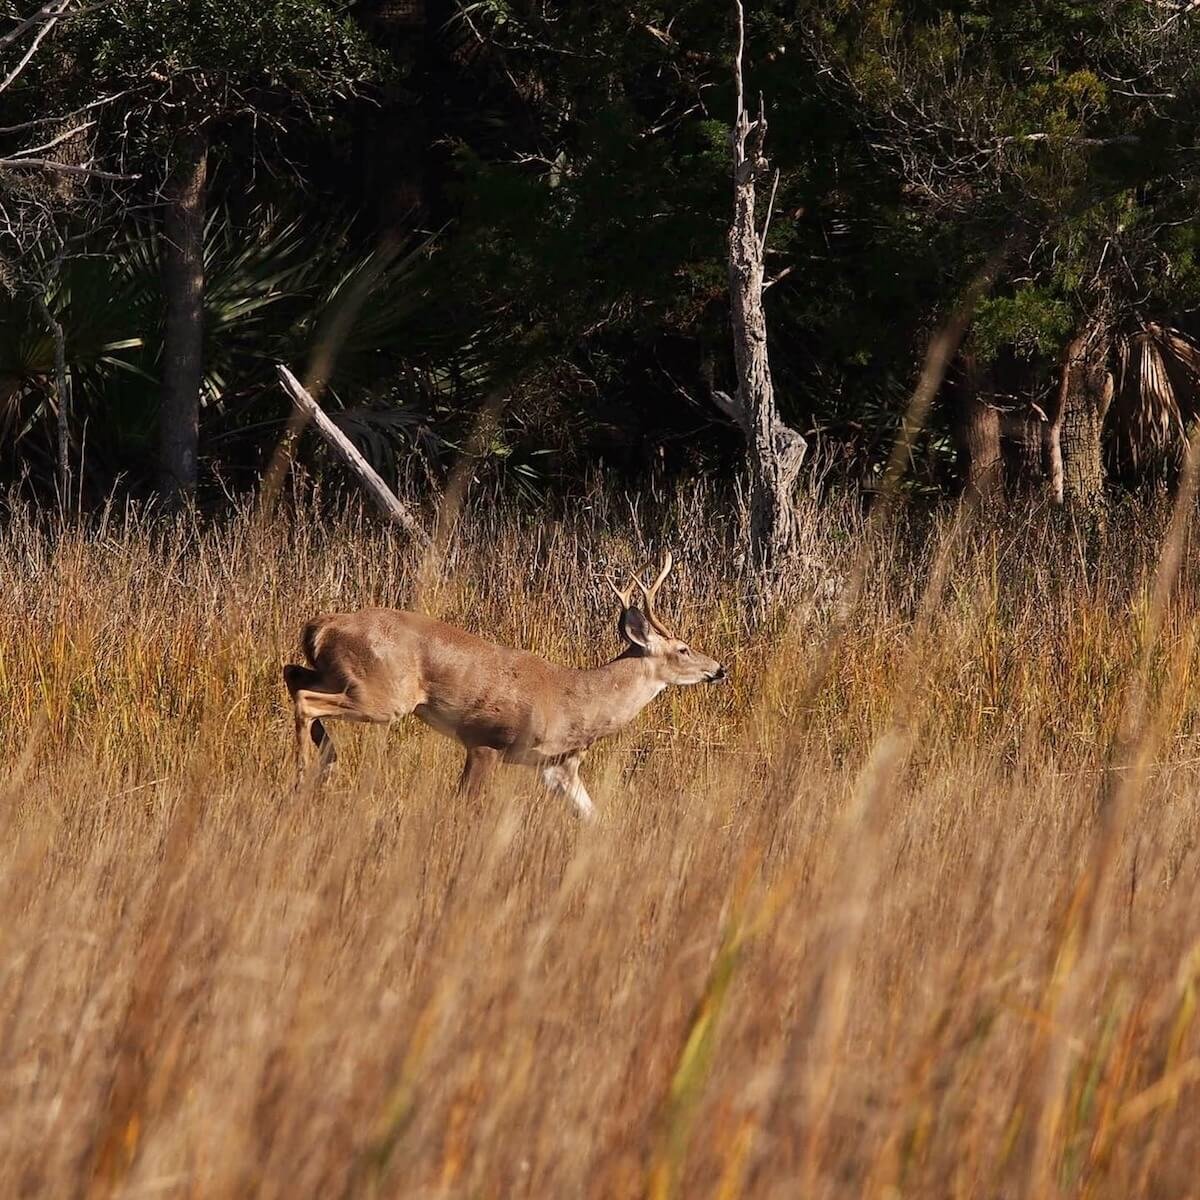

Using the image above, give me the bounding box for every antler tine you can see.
[635,550,675,636]
[609,573,638,612]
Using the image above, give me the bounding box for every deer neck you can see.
[572,652,665,738]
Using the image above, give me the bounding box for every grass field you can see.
[2,485,1199,1198]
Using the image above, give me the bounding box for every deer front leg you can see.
[541,755,596,822]
[457,746,500,799]
[285,664,341,794]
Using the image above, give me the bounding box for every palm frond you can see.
[1109,323,1200,472]
[1154,323,1200,426]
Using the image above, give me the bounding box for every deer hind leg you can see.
[456,746,501,800]
[283,664,375,793]
[293,711,336,785]
[285,665,324,787]
[541,755,596,822]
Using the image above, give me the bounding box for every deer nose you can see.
[708,665,727,682]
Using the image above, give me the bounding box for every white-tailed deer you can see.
[282,553,725,818]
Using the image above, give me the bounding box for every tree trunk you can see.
[951,357,1002,501]
[1050,326,1112,508]
[158,128,209,504]
[360,0,430,230]
[37,291,71,507]
[1001,410,1045,499]
[724,0,806,573]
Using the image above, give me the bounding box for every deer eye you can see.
[679,646,691,656]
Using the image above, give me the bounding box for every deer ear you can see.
[619,607,654,648]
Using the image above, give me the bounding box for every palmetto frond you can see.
[2,206,502,491]
[0,246,150,444]
[1109,323,1200,471]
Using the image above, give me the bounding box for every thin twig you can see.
[8,120,95,159]
[758,167,780,253]
[0,157,139,181]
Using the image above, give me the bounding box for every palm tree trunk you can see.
[36,291,71,508]
[1051,326,1112,508]
[158,128,209,504]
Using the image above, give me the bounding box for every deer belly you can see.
[412,701,463,741]
[413,696,541,753]
[503,725,593,765]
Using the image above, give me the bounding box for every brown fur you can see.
[283,565,725,816]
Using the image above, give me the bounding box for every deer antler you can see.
[609,573,639,612]
[635,551,675,636]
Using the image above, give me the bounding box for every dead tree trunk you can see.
[158,128,209,505]
[36,291,71,507]
[1048,326,1112,508]
[275,365,430,546]
[720,0,807,574]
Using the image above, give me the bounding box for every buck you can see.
[282,553,725,818]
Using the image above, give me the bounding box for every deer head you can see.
[611,552,726,685]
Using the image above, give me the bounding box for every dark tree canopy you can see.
[3,0,1200,509]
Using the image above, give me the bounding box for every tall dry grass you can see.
[2,484,1199,1199]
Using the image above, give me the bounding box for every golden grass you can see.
[2,485,1200,1198]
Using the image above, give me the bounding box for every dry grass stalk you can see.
[1,483,1199,1197]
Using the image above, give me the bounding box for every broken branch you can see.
[275,363,431,547]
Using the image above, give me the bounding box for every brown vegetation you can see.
[2,487,1199,1198]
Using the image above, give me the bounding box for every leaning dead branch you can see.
[276,364,431,547]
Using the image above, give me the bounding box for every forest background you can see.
[4,0,1199,522]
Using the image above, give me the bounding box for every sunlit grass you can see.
[1,486,1198,1197]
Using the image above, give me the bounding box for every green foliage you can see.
[10,0,1200,500]
[0,248,151,453]
[972,290,1075,362]
[74,0,380,127]
[0,207,489,493]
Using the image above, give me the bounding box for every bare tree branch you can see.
[732,0,745,132]
[710,388,745,429]
[0,157,139,181]
[8,120,95,158]
[762,264,797,291]
[0,0,69,52]
[0,90,133,135]
[0,3,64,93]
[758,167,780,253]
[996,132,1142,147]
